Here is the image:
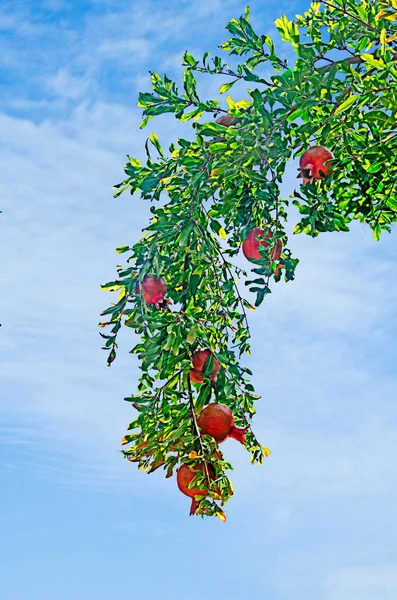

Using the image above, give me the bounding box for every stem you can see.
[187,372,212,489]
[180,238,212,489]
[319,0,381,33]
[316,52,397,74]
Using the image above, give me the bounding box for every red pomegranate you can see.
[197,403,247,444]
[242,227,282,263]
[177,462,215,515]
[189,350,220,385]
[215,114,240,127]
[137,276,167,308]
[298,145,333,184]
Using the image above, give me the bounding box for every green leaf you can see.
[149,133,164,158]
[195,383,212,411]
[361,54,385,69]
[179,220,194,247]
[189,273,201,295]
[187,325,198,345]
[219,82,235,94]
[287,107,304,122]
[208,142,228,154]
[139,116,153,130]
[183,52,197,67]
[334,94,359,115]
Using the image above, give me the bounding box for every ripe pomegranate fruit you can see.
[177,462,215,515]
[298,145,333,184]
[189,350,220,385]
[197,403,247,444]
[137,276,168,309]
[215,114,242,127]
[242,227,282,263]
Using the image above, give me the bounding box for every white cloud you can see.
[45,69,92,99]
[324,566,397,600]
[97,38,150,60]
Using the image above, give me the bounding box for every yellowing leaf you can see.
[334,94,359,115]
[263,447,271,457]
[376,9,389,20]
[218,227,227,240]
[243,299,256,310]
[234,99,252,110]
[209,491,222,500]
[128,157,142,168]
[226,95,236,110]
[380,28,387,54]
[210,167,225,177]
[361,54,386,69]
[188,451,198,459]
[219,82,234,94]
[216,508,227,522]
[101,284,121,292]
[186,325,197,345]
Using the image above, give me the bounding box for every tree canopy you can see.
[100,0,397,520]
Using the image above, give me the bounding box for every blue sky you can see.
[1,1,397,599]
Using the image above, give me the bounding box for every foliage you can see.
[100,0,397,519]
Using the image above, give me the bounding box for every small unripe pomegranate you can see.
[189,350,220,385]
[242,227,282,263]
[298,145,333,184]
[137,276,168,308]
[197,403,247,444]
[177,463,215,515]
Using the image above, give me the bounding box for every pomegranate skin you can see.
[242,227,282,263]
[189,350,220,385]
[298,145,333,184]
[138,277,167,306]
[177,463,215,515]
[197,403,247,445]
[215,115,241,127]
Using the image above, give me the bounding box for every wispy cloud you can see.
[45,69,93,99]
[97,38,150,60]
[324,566,397,600]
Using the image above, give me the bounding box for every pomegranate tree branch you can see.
[318,0,381,33]
[315,52,397,74]
[187,376,212,489]
[179,241,212,489]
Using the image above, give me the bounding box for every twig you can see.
[316,52,397,74]
[319,0,381,33]
[187,377,212,488]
